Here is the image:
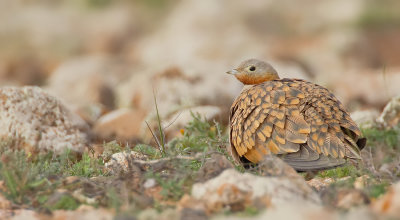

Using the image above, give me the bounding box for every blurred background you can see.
[1,0,399,143]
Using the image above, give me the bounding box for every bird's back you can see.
[229,78,365,171]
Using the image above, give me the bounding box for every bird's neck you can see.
[236,74,280,85]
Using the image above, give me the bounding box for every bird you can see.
[227,59,366,171]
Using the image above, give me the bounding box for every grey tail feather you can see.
[279,144,346,172]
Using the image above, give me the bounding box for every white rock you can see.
[105,151,147,174]
[0,86,89,154]
[351,110,379,128]
[377,96,400,127]
[213,203,332,220]
[11,209,40,220]
[144,178,157,189]
[52,207,114,220]
[191,169,320,211]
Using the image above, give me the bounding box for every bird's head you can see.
[227,59,279,85]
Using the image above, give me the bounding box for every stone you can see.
[52,206,114,220]
[180,208,207,220]
[377,95,400,128]
[195,154,234,182]
[0,86,89,154]
[213,203,332,220]
[372,181,400,218]
[0,193,11,210]
[137,208,180,220]
[307,177,335,192]
[351,110,379,129]
[354,175,370,190]
[143,178,157,189]
[11,209,40,220]
[92,108,147,143]
[335,189,370,209]
[320,187,369,209]
[104,151,147,175]
[254,155,301,178]
[213,203,376,220]
[186,169,320,214]
[46,56,118,112]
[0,56,48,86]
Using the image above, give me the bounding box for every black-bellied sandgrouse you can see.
[228,59,366,171]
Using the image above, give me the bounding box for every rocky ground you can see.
[0,0,400,219]
[0,92,399,220]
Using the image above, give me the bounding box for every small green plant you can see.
[0,144,53,204]
[106,187,122,212]
[167,112,228,156]
[133,144,161,159]
[366,182,390,198]
[48,194,80,211]
[67,152,105,177]
[145,91,167,157]
[318,165,359,179]
[0,141,107,209]
[362,127,399,149]
[102,141,124,161]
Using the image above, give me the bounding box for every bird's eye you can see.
[249,66,256,71]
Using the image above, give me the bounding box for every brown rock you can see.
[253,155,301,178]
[335,189,370,209]
[372,181,400,218]
[93,108,146,143]
[0,193,11,210]
[0,56,48,86]
[46,56,119,112]
[307,177,335,191]
[137,208,180,220]
[321,188,369,209]
[195,154,234,182]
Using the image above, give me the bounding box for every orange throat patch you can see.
[235,74,279,85]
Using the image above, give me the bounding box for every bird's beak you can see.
[227,69,239,75]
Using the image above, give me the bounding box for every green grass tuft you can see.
[318,165,359,179]
[49,194,80,211]
[133,144,161,159]
[0,141,106,209]
[167,112,227,156]
[362,127,399,149]
[367,182,390,198]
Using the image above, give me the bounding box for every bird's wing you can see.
[230,80,310,163]
[300,82,363,160]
